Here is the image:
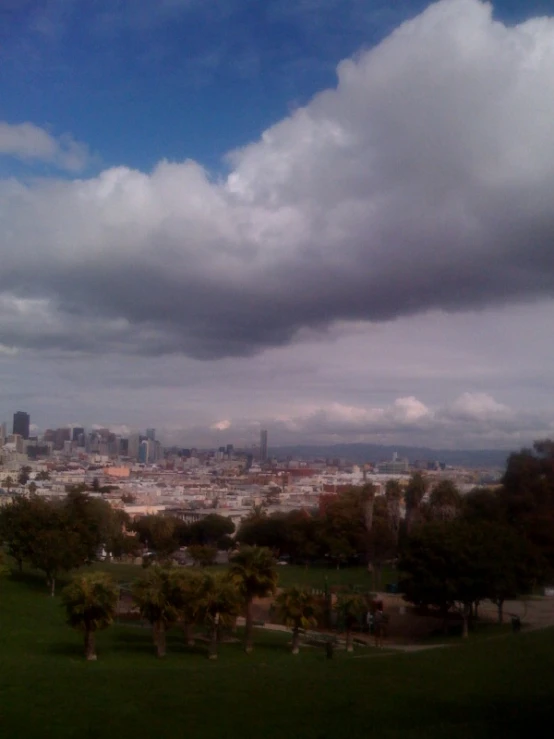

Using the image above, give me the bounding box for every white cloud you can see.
[0,122,89,171]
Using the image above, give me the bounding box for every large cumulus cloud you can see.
[2,0,554,358]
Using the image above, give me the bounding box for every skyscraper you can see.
[13,411,30,440]
[146,428,156,441]
[260,429,268,463]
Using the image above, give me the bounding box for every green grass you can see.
[2,573,554,739]
[88,561,393,592]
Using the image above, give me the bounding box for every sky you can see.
[1,0,554,451]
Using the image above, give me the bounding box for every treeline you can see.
[0,492,135,594]
[0,493,239,593]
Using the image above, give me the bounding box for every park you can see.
[2,441,554,737]
[2,562,554,739]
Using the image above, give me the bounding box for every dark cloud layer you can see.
[2,0,554,360]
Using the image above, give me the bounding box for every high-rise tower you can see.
[260,429,268,463]
[13,411,30,440]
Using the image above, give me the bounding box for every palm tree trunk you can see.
[497,600,504,624]
[244,599,254,654]
[346,627,353,653]
[84,629,97,661]
[209,624,218,660]
[156,620,166,658]
[50,575,56,597]
[292,627,300,655]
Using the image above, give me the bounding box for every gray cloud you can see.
[2,1,554,361]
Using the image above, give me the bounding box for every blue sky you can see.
[2,0,552,175]
[2,0,554,448]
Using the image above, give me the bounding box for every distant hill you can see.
[270,443,511,469]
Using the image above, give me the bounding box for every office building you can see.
[146,428,156,441]
[13,411,30,440]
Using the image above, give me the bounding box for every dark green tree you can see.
[229,546,278,653]
[61,572,119,660]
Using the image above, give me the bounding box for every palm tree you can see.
[385,479,402,544]
[335,592,367,652]
[132,566,178,657]
[61,572,118,660]
[169,568,204,646]
[198,573,241,660]
[405,472,428,534]
[229,545,278,653]
[275,586,318,655]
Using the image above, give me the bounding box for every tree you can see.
[188,514,235,546]
[132,515,180,560]
[35,470,50,481]
[198,572,241,660]
[275,587,319,654]
[169,569,205,646]
[366,497,397,589]
[0,496,35,572]
[426,480,462,522]
[229,546,278,653]
[399,521,525,638]
[27,482,37,495]
[61,572,118,660]
[18,466,31,486]
[385,479,403,545]
[404,473,428,534]
[335,592,367,652]
[132,566,179,657]
[2,476,14,493]
[187,544,217,567]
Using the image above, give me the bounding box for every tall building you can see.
[146,428,156,441]
[260,429,268,463]
[13,411,30,440]
[72,427,85,442]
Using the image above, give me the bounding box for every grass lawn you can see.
[89,560,394,592]
[2,573,554,739]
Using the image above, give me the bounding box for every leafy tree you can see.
[2,476,14,493]
[18,466,31,486]
[188,514,235,546]
[335,592,367,652]
[61,572,119,660]
[229,546,278,653]
[367,497,397,589]
[132,515,180,560]
[35,470,50,481]
[132,566,179,657]
[198,572,241,660]
[27,481,37,495]
[501,440,554,577]
[188,544,217,567]
[399,521,527,637]
[0,551,8,579]
[0,496,35,571]
[461,487,503,524]
[319,489,368,568]
[425,480,462,522]
[275,587,319,654]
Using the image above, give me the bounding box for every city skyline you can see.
[1,1,554,450]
